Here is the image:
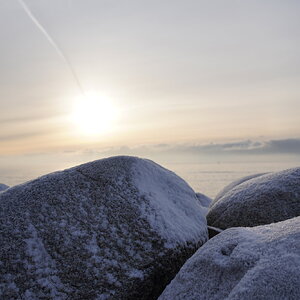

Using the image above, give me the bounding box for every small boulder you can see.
[207,226,223,239]
[0,156,207,299]
[159,216,300,300]
[196,192,212,208]
[0,183,9,192]
[207,167,300,229]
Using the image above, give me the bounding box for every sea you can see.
[163,160,300,198]
[1,156,299,199]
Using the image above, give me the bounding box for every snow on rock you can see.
[207,167,300,229]
[212,172,267,206]
[0,156,208,299]
[0,183,9,192]
[159,216,300,300]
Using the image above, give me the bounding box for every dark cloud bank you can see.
[96,138,300,157]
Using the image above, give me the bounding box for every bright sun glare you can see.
[71,92,118,136]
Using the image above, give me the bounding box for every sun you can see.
[71,91,118,136]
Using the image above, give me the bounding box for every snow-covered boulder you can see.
[207,168,300,229]
[0,183,9,192]
[159,216,300,300]
[212,172,267,206]
[0,156,208,300]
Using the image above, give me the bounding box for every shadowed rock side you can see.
[196,192,212,208]
[207,226,223,239]
[212,172,267,206]
[159,217,300,300]
[0,183,9,192]
[207,167,300,229]
[0,156,208,300]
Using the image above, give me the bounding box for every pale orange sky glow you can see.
[0,0,300,187]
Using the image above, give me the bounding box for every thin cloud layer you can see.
[95,138,300,157]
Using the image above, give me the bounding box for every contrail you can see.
[18,0,85,94]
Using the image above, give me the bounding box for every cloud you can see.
[4,137,299,158]
[183,139,300,155]
[0,131,45,142]
[177,140,265,154]
[265,139,300,154]
[91,138,300,157]
[0,112,64,125]
[0,116,44,125]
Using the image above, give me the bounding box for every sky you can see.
[0,0,300,185]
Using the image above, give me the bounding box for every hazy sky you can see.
[0,0,300,157]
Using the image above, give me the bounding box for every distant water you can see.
[163,161,300,199]
[1,157,299,200]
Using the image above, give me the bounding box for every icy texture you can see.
[212,173,267,205]
[207,167,300,229]
[0,183,9,192]
[130,159,207,247]
[0,156,207,299]
[159,217,300,300]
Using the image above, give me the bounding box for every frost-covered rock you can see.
[0,183,9,192]
[212,172,267,206]
[196,192,212,208]
[0,156,208,300]
[207,168,300,229]
[159,217,300,300]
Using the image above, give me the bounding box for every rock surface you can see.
[207,167,300,229]
[196,192,212,208]
[0,156,207,300]
[207,226,223,239]
[159,217,300,300]
[212,172,267,206]
[0,183,9,192]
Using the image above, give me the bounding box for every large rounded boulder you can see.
[159,216,300,300]
[0,156,207,299]
[207,167,300,229]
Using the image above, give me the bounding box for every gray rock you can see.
[207,226,223,239]
[159,217,300,300]
[0,156,207,300]
[196,192,212,208]
[0,183,9,192]
[207,167,300,229]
